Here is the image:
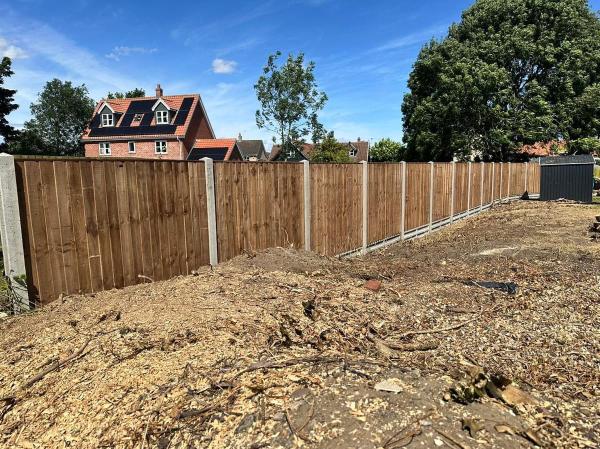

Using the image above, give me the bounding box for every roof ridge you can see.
[103,94,201,102]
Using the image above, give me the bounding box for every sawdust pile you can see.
[0,201,598,449]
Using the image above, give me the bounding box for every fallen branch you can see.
[23,337,92,389]
[367,334,439,357]
[397,306,498,340]
[233,356,385,379]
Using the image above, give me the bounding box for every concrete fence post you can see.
[467,161,472,213]
[303,160,311,251]
[450,161,456,223]
[0,153,29,312]
[361,161,368,255]
[479,161,485,211]
[201,158,218,266]
[499,162,504,200]
[428,161,434,232]
[491,162,495,204]
[400,161,406,240]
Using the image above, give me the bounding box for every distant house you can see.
[187,138,242,161]
[269,138,369,162]
[269,143,314,161]
[517,141,566,159]
[82,84,215,159]
[236,138,268,161]
[346,138,369,162]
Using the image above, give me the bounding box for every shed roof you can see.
[540,154,594,166]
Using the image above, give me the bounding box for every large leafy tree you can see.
[11,79,95,155]
[255,51,328,160]
[402,0,600,161]
[107,88,146,99]
[0,57,19,151]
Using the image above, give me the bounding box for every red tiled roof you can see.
[82,94,213,141]
[518,141,565,157]
[193,138,237,160]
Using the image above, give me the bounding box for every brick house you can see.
[82,85,216,160]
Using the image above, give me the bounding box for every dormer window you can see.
[101,113,114,127]
[156,110,169,124]
[349,146,357,157]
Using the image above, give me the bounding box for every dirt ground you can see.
[0,201,598,449]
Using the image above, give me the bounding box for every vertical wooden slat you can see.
[115,162,135,286]
[80,161,103,292]
[38,162,65,299]
[104,162,124,288]
[90,161,114,289]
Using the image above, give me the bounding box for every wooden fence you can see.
[0,156,540,308]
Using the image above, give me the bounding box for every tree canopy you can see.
[0,57,19,151]
[255,51,328,160]
[9,79,94,155]
[107,88,146,99]
[402,0,600,161]
[311,135,352,163]
[369,138,405,162]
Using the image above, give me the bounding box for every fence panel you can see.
[7,158,536,307]
[405,163,430,231]
[367,164,402,244]
[432,163,452,222]
[214,162,304,261]
[528,163,540,194]
[453,163,469,214]
[14,159,210,305]
[311,164,362,255]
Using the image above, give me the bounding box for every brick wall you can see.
[84,140,184,160]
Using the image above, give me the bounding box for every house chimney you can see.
[357,137,361,142]
[155,84,163,98]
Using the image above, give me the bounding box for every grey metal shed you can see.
[540,154,595,203]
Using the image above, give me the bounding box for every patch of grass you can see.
[593,196,600,204]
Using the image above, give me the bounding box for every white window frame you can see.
[99,142,111,156]
[101,113,114,127]
[349,147,357,157]
[128,141,136,154]
[155,141,167,154]
[155,110,169,124]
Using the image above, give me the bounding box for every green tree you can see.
[402,0,600,162]
[11,79,95,156]
[0,57,19,151]
[568,137,600,154]
[311,134,352,163]
[369,138,405,162]
[255,51,328,159]
[107,88,146,99]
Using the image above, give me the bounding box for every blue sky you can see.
[2,0,600,148]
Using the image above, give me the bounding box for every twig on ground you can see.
[23,337,93,389]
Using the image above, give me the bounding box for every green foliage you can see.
[311,135,352,163]
[403,0,600,162]
[0,57,19,151]
[568,137,600,154]
[369,138,405,162]
[107,88,146,99]
[255,51,328,147]
[8,79,94,156]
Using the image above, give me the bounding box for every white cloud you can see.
[0,37,28,59]
[105,46,157,61]
[375,24,449,52]
[212,58,237,74]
